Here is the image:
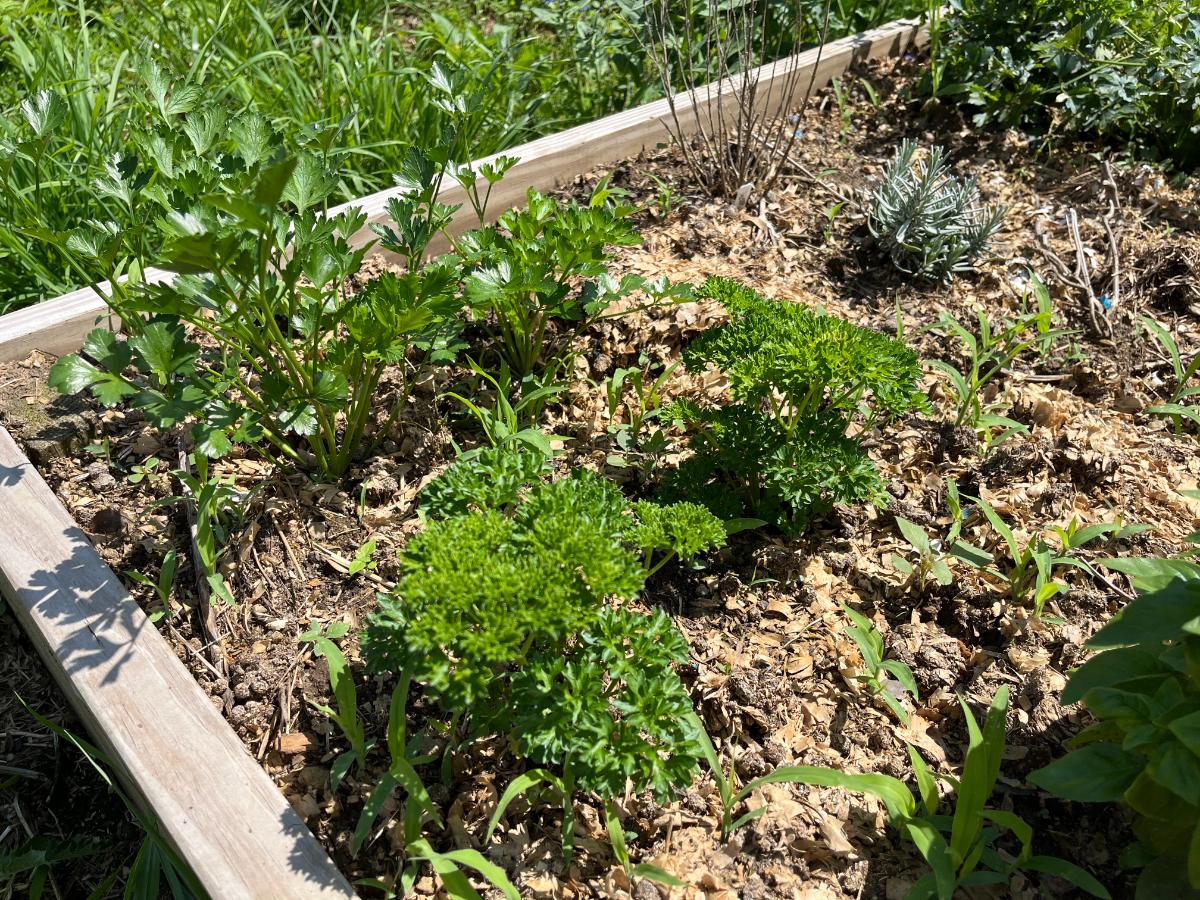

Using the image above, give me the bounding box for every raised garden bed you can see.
[0,19,962,900]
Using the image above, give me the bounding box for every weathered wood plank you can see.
[0,425,356,900]
[0,17,925,364]
[0,270,173,364]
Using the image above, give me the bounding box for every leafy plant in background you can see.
[363,464,725,863]
[789,687,1110,899]
[0,3,545,310]
[932,0,1200,169]
[1031,557,1200,896]
[928,293,1073,455]
[867,139,1005,280]
[457,185,687,384]
[841,603,920,723]
[1139,314,1200,433]
[668,276,927,532]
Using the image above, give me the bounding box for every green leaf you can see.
[254,157,298,209]
[1169,710,1200,756]
[1023,855,1111,898]
[433,848,519,900]
[738,766,916,822]
[390,756,443,829]
[129,321,195,382]
[352,773,396,857]
[896,516,933,554]
[902,818,956,898]
[880,660,920,700]
[631,863,687,887]
[907,745,938,816]
[1063,646,1169,705]
[1087,575,1200,648]
[486,769,560,841]
[1030,743,1143,801]
[950,689,1007,868]
[949,540,994,569]
[21,89,68,136]
[1147,742,1200,807]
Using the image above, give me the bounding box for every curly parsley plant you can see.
[669,276,927,532]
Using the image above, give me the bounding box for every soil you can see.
[2,54,1199,899]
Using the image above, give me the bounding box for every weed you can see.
[891,504,960,590]
[928,295,1073,454]
[841,603,920,724]
[1140,314,1200,432]
[15,701,203,900]
[949,495,1128,620]
[789,687,1109,898]
[599,356,678,475]
[126,549,179,624]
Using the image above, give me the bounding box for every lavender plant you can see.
[867,139,1005,280]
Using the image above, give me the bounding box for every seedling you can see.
[351,678,519,900]
[841,603,920,724]
[347,538,377,577]
[949,496,1126,620]
[447,359,565,462]
[126,457,161,485]
[823,199,848,244]
[604,800,686,891]
[928,297,1072,454]
[600,356,678,473]
[891,514,957,589]
[155,454,241,605]
[298,622,367,791]
[126,548,178,624]
[786,688,1109,899]
[1140,314,1200,433]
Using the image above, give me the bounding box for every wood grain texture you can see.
[0,269,173,364]
[0,425,356,900]
[0,17,925,364]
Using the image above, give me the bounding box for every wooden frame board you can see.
[0,17,927,897]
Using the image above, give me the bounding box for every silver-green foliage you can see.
[867,139,1005,280]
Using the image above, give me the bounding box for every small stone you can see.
[278,732,312,755]
[89,506,126,534]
